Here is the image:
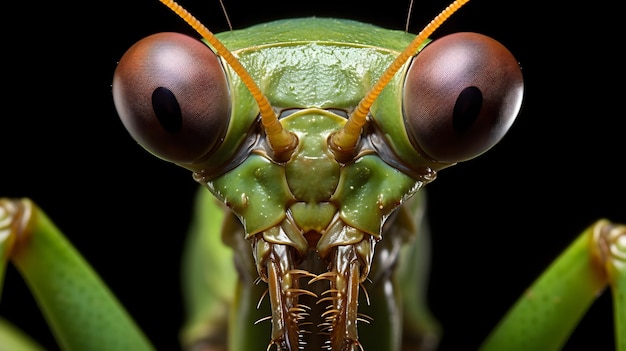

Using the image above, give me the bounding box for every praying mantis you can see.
[1,0,623,350]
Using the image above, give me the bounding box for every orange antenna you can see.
[331,0,470,155]
[159,0,297,157]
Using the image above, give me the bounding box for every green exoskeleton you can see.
[0,0,624,350]
[112,0,523,349]
[108,0,622,349]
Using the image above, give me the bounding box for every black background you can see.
[1,0,623,350]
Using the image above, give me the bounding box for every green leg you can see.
[179,188,240,350]
[603,223,626,351]
[180,187,272,351]
[0,198,154,351]
[179,187,236,350]
[0,318,46,351]
[229,277,272,351]
[358,271,402,351]
[395,191,441,351]
[480,219,625,351]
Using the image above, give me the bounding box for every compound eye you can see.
[403,32,524,163]
[112,32,230,164]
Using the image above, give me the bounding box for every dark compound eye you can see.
[152,86,183,133]
[403,32,524,163]
[112,32,230,164]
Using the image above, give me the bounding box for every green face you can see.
[112,13,523,350]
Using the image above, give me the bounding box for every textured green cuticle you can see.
[208,155,295,236]
[333,155,419,237]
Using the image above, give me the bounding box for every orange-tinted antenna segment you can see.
[331,0,470,155]
[159,0,297,156]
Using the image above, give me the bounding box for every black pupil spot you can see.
[453,86,482,133]
[152,87,183,133]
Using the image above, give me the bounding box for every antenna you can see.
[405,0,414,32]
[159,0,297,158]
[330,0,470,157]
[218,0,233,31]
